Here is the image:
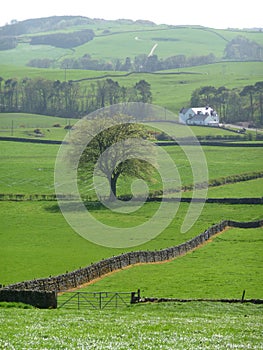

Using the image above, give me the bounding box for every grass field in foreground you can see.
[78,227,263,300]
[0,302,262,349]
[0,201,262,286]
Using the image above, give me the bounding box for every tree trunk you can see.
[109,173,119,201]
[249,91,254,121]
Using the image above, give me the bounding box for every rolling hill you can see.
[0,16,262,67]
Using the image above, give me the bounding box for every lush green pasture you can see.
[80,227,263,299]
[72,26,228,60]
[0,127,67,140]
[0,302,262,350]
[0,113,68,129]
[0,113,69,140]
[161,145,263,190]
[0,142,59,194]
[204,177,263,198]
[0,201,262,285]
[0,140,262,195]
[0,44,70,67]
[0,302,262,349]
[149,122,247,138]
[0,64,104,81]
[0,114,260,143]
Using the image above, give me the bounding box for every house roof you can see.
[191,107,216,116]
[180,107,188,114]
[181,106,217,117]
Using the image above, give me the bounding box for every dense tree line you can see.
[0,36,17,50]
[224,35,263,61]
[57,53,216,72]
[0,77,152,117]
[30,29,94,49]
[190,81,263,125]
[27,58,55,68]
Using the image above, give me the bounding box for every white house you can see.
[179,106,219,126]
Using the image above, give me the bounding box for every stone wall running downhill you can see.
[2,219,262,294]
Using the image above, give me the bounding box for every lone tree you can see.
[72,114,156,201]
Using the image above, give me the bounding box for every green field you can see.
[1,138,263,195]
[1,200,262,286]
[78,227,263,299]
[204,177,263,198]
[0,302,262,349]
[0,136,262,286]
[0,141,58,194]
[1,113,252,140]
[0,113,69,129]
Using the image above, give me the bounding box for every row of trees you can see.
[0,77,152,117]
[27,53,216,71]
[43,53,216,72]
[190,81,263,125]
[26,35,263,71]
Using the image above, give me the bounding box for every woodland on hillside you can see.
[191,82,263,124]
[0,75,262,124]
[0,77,152,117]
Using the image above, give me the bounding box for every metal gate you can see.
[58,291,136,310]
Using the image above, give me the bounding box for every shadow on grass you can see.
[44,197,160,213]
[44,201,108,213]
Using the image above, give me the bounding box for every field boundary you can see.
[1,136,263,147]
[2,219,262,293]
[0,136,62,144]
[1,170,262,202]
[138,297,263,304]
[0,195,262,204]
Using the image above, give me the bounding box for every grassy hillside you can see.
[0,19,263,66]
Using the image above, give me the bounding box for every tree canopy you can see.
[190,81,263,125]
[72,114,157,201]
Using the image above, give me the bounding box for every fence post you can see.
[99,292,102,309]
[130,292,136,304]
[241,290,246,303]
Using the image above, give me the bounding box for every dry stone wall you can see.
[0,290,57,308]
[2,219,262,293]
